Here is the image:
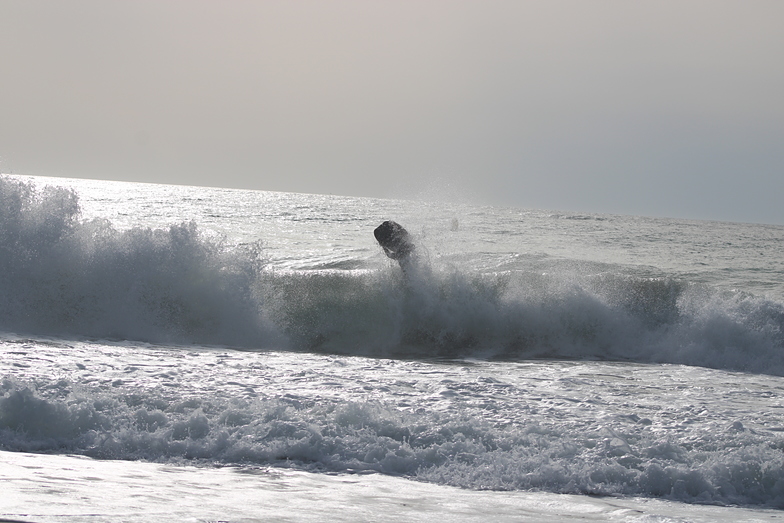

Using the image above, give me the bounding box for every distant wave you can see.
[2,175,783,375]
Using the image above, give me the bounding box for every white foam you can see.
[3,342,784,508]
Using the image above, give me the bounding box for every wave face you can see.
[264,267,784,375]
[1,175,784,375]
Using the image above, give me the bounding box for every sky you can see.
[1,1,783,224]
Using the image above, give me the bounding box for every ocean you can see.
[2,173,784,522]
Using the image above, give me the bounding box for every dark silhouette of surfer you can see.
[374,220,415,271]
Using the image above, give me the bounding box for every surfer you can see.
[374,220,415,271]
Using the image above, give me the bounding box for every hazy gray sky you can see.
[1,1,782,223]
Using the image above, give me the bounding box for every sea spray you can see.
[0,175,275,346]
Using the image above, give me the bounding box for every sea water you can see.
[1,174,784,522]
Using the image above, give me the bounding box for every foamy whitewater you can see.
[2,174,784,522]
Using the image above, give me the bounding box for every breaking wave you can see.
[1,175,783,375]
[0,175,275,346]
